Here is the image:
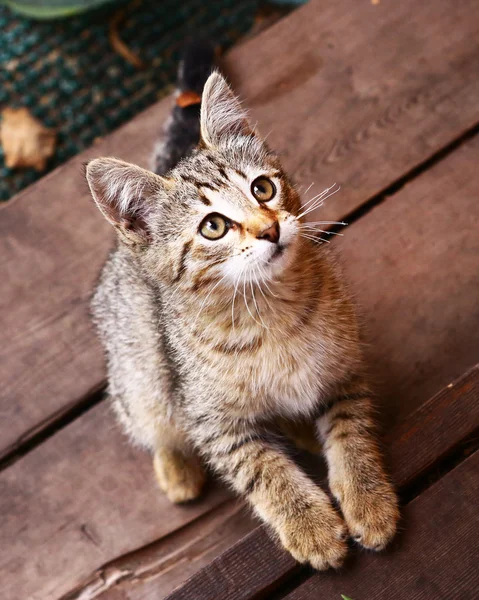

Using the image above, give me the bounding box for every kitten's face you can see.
[166,144,302,288]
[86,71,303,290]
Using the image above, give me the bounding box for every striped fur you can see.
[85,71,398,570]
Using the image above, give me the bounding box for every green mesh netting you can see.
[0,0,258,201]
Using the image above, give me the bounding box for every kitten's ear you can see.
[85,157,167,245]
[200,71,253,148]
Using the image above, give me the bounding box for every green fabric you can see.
[0,0,257,201]
[3,0,115,19]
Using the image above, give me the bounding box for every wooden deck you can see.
[1,0,478,598]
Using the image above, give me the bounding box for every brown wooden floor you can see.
[1,0,478,599]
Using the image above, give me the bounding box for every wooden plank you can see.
[0,100,166,461]
[160,134,479,598]
[55,126,479,600]
[63,500,255,600]
[337,137,479,422]
[160,364,479,600]
[0,402,247,600]
[231,0,479,227]
[83,128,479,600]
[2,0,479,459]
[2,109,479,600]
[164,528,293,600]
[285,452,479,600]
[388,365,479,487]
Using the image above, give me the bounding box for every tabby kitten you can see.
[85,46,398,570]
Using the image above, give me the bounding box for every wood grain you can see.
[161,134,479,599]
[0,100,168,460]
[388,364,479,487]
[284,452,479,600]
[2,93,479,600]
[230,0,479,223]
[0,401,248,600]
[163,524,295,600]
[161,365,479,600]
[63,500,255,600]
[2,0,479,459]
[337,136,479,424]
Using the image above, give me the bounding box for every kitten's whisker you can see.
[299,195,325,215]
[300,183,336,211]
[304,220,347,226]
[231,269,242,332]
[250,273,269,329]
[242,273,264,328]
[299,233,328,244]
[298,193,340,219]
[299,225,344,237]
[257,263,279,298]
[262,129,273,142]
[299,234,321,242]
[297,184,341,219]
[301,232,329,242]
[299,183,337,213]
[255,272,270,307]
[298,200,326,219]
[302,182,315,196]
[255,270,276,320]
[263,281,279,297]
[304,183,335,203]
[163,252,243,310]
[256,268,288,335]
[259,258,279,290]
[257,259,280,296]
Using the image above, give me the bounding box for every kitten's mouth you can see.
[270,244,286,262]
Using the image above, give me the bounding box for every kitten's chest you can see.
[219,330,338,419]
[176,294,356,420]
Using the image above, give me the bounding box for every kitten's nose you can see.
[257,221,280,244]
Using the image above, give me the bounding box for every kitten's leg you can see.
[154,423,206,504]
[203,430,347,570]
[317,378,399,550]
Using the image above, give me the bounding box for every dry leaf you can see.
[0,108,56,171]
[176,90,202,108]
[109,4,145,69]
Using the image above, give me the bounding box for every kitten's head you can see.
[86,72,303,290]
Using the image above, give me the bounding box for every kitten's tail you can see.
[152,40,217,175]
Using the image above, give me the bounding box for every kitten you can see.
[85,42,399,570]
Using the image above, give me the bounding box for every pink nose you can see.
[257,221,280,244]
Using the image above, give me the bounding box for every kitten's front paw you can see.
[334,480,399,551]
[154,449,206,504]
[279,500,348,570]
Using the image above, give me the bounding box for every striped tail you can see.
[152,40,217,175]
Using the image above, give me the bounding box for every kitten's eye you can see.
[199,213,229,240]
[251,177,276,202]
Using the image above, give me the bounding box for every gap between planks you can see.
[69,364,479,600]
[162,364,479,600]
[2,120,478,474]
[330,119,479,235]
[268,431,479,600]
[61,499,254,600]
[269,451,479,600]
[2,2,479,598]
[0,385,105,471]
[3,0,479,466]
